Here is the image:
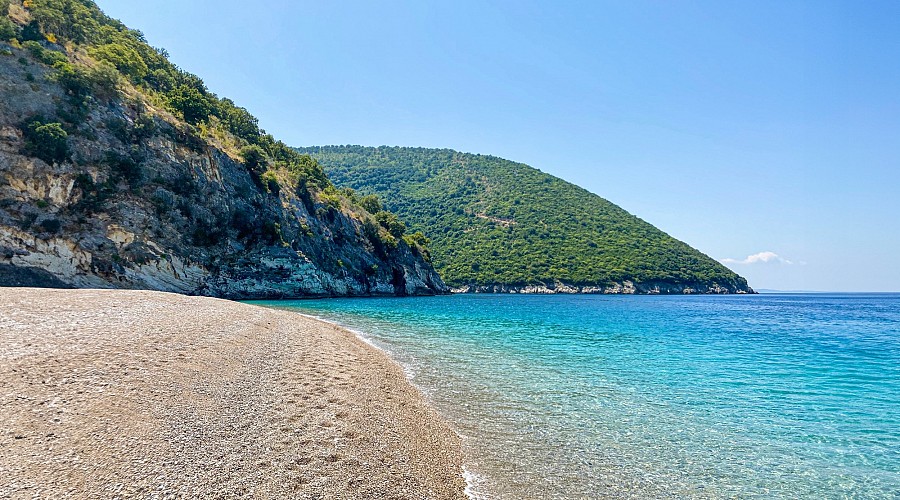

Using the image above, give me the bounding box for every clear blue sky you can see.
[96,0,900,292]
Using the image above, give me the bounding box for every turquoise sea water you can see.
[253,294,900,499]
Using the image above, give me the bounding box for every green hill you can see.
[299,146,753,294]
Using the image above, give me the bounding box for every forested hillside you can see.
[300,146,753,294]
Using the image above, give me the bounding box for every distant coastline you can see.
[452,279,756,295]
[755,289,900,294]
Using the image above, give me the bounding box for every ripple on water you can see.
[254,294,900,499]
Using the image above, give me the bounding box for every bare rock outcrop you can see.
[0,42,446,298]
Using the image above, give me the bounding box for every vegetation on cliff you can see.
[0,0,442,296]
[299,146,752,293]
[3,0,332,201]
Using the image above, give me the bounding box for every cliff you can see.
[0,6,445,298]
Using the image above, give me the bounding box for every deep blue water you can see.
[252,294,900,499]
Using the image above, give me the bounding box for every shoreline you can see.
[260,306,485,498]
[0,288,467,498]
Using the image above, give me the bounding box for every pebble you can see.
[0,288,466,498]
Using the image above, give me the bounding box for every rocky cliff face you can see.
[0,42,446,298]
[452,280,752,295]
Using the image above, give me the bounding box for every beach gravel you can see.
[0,288,466,499]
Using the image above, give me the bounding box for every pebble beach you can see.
[0,288,466,498]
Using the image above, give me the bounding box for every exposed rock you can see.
[0,42,446,298]
[0,263,72,288]
[451,279,753,295]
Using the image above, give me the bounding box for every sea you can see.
[251,293,900,499]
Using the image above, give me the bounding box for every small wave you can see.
[463,465,491,499]
[294,312,425,383]
[290,311,394,353]
[277,307,490,498]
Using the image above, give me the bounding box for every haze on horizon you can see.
[96,0,900,292]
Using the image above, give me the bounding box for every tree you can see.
[22,40,66,65]
[146,68,174,92]
[21,21,43,41]
[54,62,91,100]
[239,144,267,176]
[403,231,432,261]
[360,194,382,214]
[0,0,15,40]
[259,170,280,195]
[87,61,120,100]
[219,99,259,142]
[166,84,213,124]
[0,18,14,41]
[375,210,405,238]
[88,43,148,80]
[23,121,68,164]
[297,145,752,290]
[26,0,102,44]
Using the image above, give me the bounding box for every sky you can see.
[96,0,900,292]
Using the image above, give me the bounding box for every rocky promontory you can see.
[0,26,445,298]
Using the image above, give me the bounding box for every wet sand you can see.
[0,288,466,498]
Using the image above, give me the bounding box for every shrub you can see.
[88,43,147,80]
[21,21,43,42]
[150,187,174,215]
[146,68,174,92]
[403,231,432,261]
[26,0,101,44]
[105,150,142,187]
[362,219,392,258]
[39,218,61,234]
[86,61,120,100]
[239,144,267,175]
[219,99,259,142]
[360,194,382,214]
[105,117,129,142]
[261,220,284,245]
[229,205,257,239]
[22,120,68,164]
[171,125,206,152]
[260,170,279,195]
[191,220,224,247]
[295,180,316,214]
[0,17,16,41]
[73,173,110,212]
[284,153,330,190]
[22,40,66,65]
[375,210,405,238]
[132,113,157,140]
[166,84,213,124]
[319,186,342,209]
[339,187,358,204]
[54,62,92,102]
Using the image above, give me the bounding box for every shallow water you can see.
[252,294,900,499]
